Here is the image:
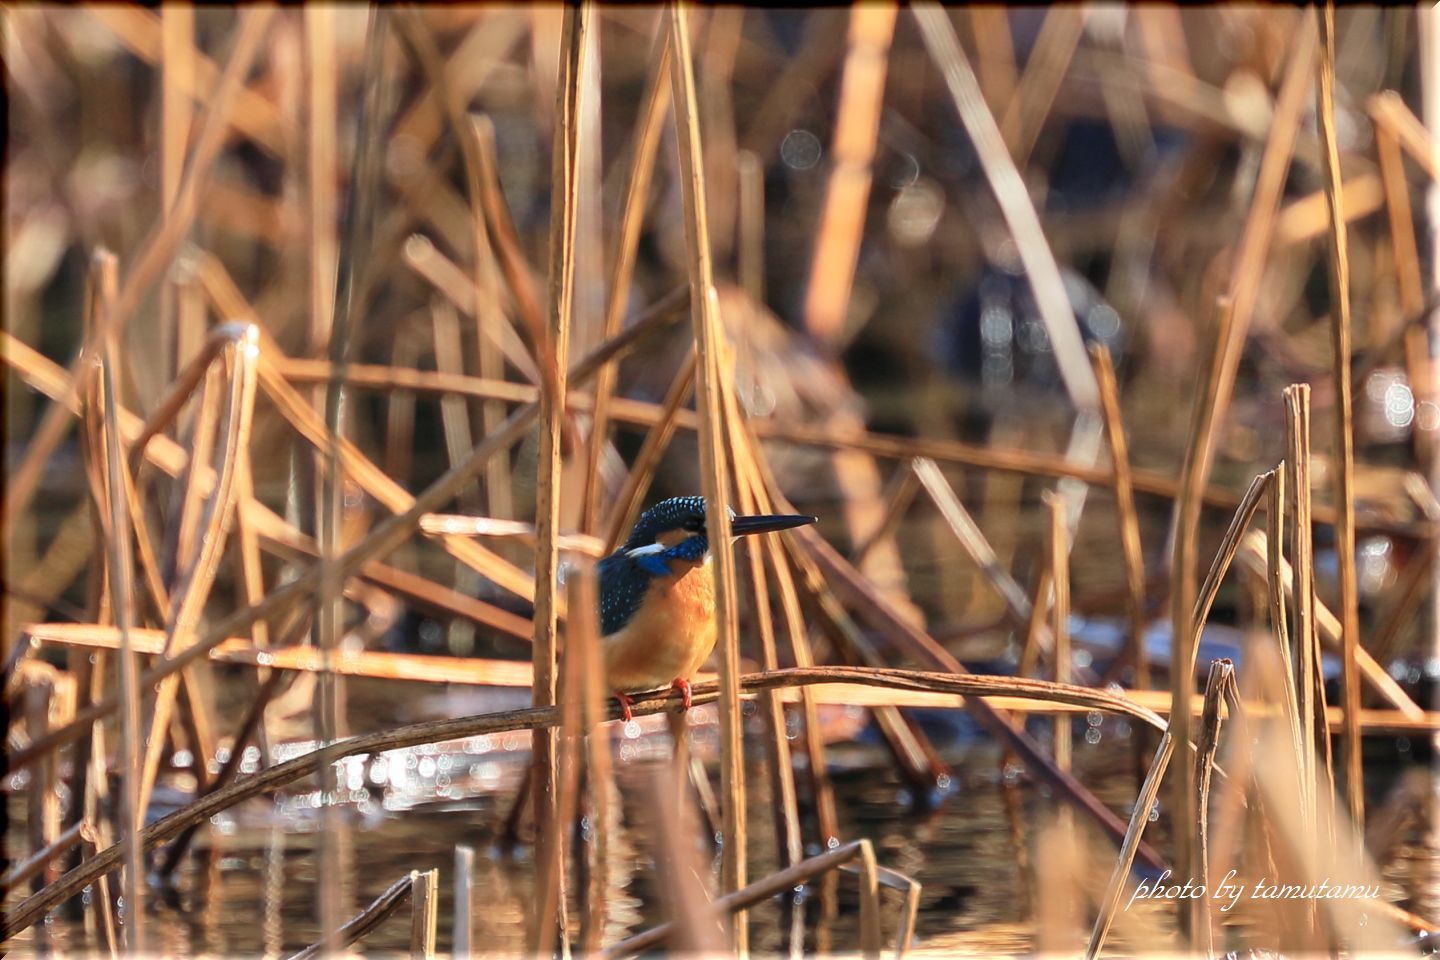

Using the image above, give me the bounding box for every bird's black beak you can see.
[729,513,818,537]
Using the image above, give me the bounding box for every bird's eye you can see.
[683,515,704,533]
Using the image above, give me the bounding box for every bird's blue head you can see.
[618,496,817,576]
[597,496,817,635]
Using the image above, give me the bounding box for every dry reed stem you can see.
[1368,89,1440,180]
[668,3,748,937]
[914,3,1098,410]
[0,820,85,895]
[747,462,841,844]
[1368,546,1433,670]
[90,250,145,955]
[1168,293,1235,906]
[1084,731,1175,959]
[850,461,920,569]
[1314,1,1365,830]
[409,868,439,960]
[1203,20,1316,489]
[285,872,415,960]
[1370,98,1425,316]
[1246,700,1407,952]
[1090,344,1148,690]
[803,3,896,345]
[1284,384,1320,839]
[241,346,1433,541]
[1193,658,1235,956]
[76,826,119,958]
[767,480,949,791]
[582,27,672,535]
[460,123,515,525]
[6,8,275,539]
[602,347,698,552]
[138,329,260,818]
[2,664,1165,941]
[26,621,1431,730]
[0,294,688,774]
[783,481,1166,868]
[467,112,548,357]
[857,838,883,959]
[551,563,595,953]
[453,845,474,959]
[1045,492,1072,799]
[578,568,616,954]
[999,6,1084,167]
[158,665,290,877]
[1235,532,1424,719]
[646,762,726,955]
[1265,471,1306,779]
[250,503,532,638]
[602,838,909,960]
[737,150,765,301]
[724,367,803,868]
[431,299,482,513]
[255,350,540,606]
[402,234,541,385]
[305,4,337,356]
[98,394,141,951]
[87,6,287,154]
[912,458,1071,673]
[528,5,589,954]
[1188,471,1272,665]
[419,515,606,557]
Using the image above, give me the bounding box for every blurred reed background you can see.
[3,3,1439,957]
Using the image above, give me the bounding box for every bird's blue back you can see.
[597,496,711,636]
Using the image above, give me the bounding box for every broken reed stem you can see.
[667,3,748,943]
[3,664,1168,941]
[453,846,474,960]
[1314,0,1364,830]
[529,4,589,955]
[285,872,415,960]
[1266,471,1307,783]
[1090,343,1148,690]
[1285,385,1321,840]
[409,868,439,960]
[1193,658,1235,957]
[1085,731,1175,959]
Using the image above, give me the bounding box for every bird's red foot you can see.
[615,691,634,723]
[670,677,693,711]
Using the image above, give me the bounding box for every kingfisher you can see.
[598,495,816,721]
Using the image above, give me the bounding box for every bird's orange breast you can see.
[603,558,716,693]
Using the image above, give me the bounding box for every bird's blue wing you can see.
[596,552,651,637]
